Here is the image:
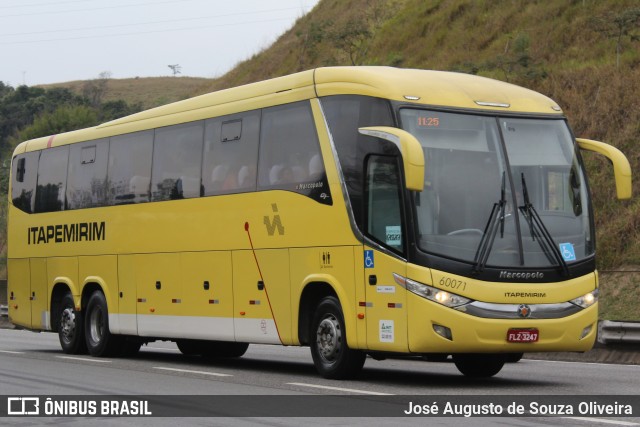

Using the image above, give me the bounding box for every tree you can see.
[82,71,112,107]
[331,18,372,66]
[12,105,98,143]
[0,81,12,99]
[328,0,395,66]
[168,64,182,76]
[489,33,547,83]
[0,84,86,157]
[591,9,640,68]
[99,100,142,121]
[296,21,329,70]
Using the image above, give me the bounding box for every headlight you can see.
[570,289,599,308]
[394,274,471,308]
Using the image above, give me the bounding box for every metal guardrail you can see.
[598,320,640,345]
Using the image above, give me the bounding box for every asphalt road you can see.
[0,328,638,426]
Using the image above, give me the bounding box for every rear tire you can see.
[58,293,87,354]
[453,353,505,378]
[310,296,365,379]
[84,291,121,357]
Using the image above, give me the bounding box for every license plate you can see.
[507,328,539,343]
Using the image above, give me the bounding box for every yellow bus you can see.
[7,67,632,378]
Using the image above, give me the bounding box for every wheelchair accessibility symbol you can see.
[559,242,576,262]
[364,250,374,268]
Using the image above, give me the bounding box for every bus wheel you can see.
[310,296,365,379]
[203,341,249,358]
[506,352,523,363]
[177,339,207,356]
[453,353,505,378]
[58,293,87,354]
[85,291,120,357]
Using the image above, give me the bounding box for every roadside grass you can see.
[599,268,640,320]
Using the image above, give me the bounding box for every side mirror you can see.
[576,138,632,200]
[358,126,425,191]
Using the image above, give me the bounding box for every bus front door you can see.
[362,155,409,352]
[363,247,408,352]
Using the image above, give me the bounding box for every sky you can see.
[0,0,320,87]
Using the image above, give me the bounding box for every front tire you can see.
[58,293,86,354]
[453,353,505,378]
[310,296,365,379]
[506,352,523,363]
[84,291,121,357]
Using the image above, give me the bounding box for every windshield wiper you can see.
[518,173,570,276]
[473,172,507,274]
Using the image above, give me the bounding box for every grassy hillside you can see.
[39,76,214,110]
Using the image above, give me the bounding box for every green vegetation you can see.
[1,0,639,318]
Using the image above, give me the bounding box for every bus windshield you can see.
[399,109,594,269]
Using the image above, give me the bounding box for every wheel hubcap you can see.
[60,308,76,344]
[316,314,341,363]
[89,307,104,344]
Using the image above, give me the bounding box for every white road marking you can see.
[0,350,25,354]
[287,382,393,395]
[563,417,640,426]
[57,356,112,363]
[527,359,640,368]
[153,367,232,377]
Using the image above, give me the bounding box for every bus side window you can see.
[108,130,154,205]
[34,146,69,213]
[11,152,40,213]
[257,101,327,200]
[16,157,26,182]
[67,139,109,209]
[151,122,204,201]
[321,95,395,225]
[203,110,260,196]
[365,155,404,253]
